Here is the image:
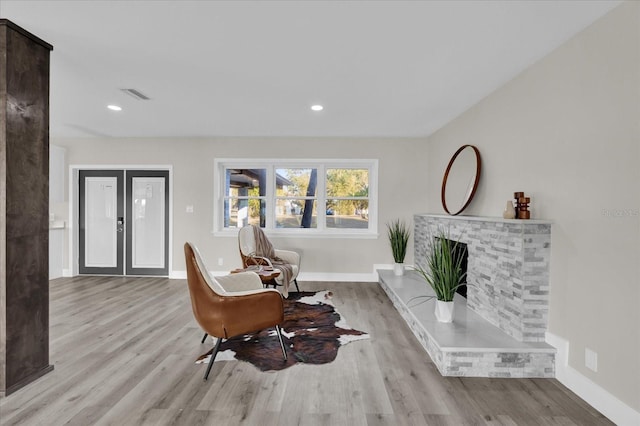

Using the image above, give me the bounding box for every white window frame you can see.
[213,158,378,238]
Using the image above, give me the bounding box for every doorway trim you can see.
[69,164,173,277]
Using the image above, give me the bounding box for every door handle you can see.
[117,217,124,233]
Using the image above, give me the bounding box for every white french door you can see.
[126,171,169,275]
[79,170,124,275]
[79,169,169,276]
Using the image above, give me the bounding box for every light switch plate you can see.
[186,205,194,213]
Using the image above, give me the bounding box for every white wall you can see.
[425,1,639,413]
[54,137,427,278]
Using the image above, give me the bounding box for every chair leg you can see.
[294,278,300,293]
[275,325,287,361]
[204,337,222,381]
[201,333,208,343]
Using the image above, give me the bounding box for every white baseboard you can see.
[297,271,377,282]
[81,265,399,282]
[546,332,640,426]
[169,268,385,282]
[170,270,187,279]
[62,269,73,277]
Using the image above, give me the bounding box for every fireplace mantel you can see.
[415,214,552,342]
[418,213,552,225]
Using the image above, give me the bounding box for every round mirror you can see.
[441,145,481,215]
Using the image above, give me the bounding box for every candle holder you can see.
[518,197,531,219]
[514,192,524,213]
[513,192,531,219]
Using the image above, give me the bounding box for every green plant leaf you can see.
[411,227,468,302]
[387,219,411,263]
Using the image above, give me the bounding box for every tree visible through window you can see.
[223,168,266,228]
[275,168,317,229]
[216,160,376,235]
[326,168,369,229]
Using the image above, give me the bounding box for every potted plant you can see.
[413,230,466,322]
[387,219,411,276]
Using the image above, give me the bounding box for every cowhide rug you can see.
[195,290,369,371]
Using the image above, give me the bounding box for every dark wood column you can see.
[0,19,54,396]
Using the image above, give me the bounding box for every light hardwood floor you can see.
[0,277,612,426]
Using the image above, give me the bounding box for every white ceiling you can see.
[1,0,621,139]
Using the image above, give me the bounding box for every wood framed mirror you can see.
[441,145,481,216]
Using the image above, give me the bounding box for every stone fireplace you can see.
[415,214,552,342]
[378,214,555,378]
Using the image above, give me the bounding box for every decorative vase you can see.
[435,300,454,323]
[393,262,404,276]
[503,200,516,219]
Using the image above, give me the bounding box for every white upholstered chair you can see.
[238,225,301,293]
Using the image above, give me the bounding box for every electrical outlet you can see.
[585,348,598,372]
[218,257,223,266]
[186,205,194,213]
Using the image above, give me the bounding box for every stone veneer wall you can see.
[414,214,551,342]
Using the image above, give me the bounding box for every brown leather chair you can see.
[184,242,287,380]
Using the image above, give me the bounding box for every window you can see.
[214,159,377,237]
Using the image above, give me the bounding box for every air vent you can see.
[120,88,151,100]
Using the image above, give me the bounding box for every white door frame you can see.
[69,164,173,277]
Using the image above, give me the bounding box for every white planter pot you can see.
[435,300,454,323]
[393,262,404,276]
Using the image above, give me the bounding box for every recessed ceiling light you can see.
[311,104,323,111]
[107,105,122,111]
